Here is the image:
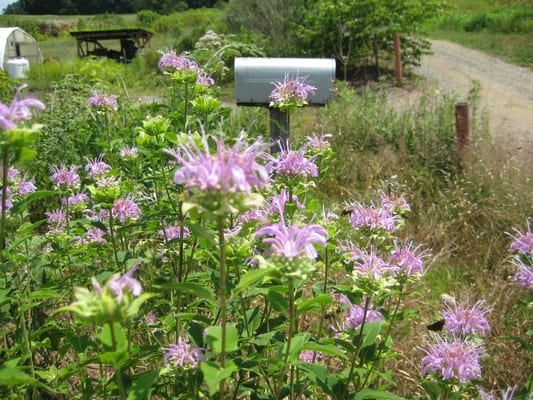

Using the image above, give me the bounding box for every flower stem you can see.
[284,279,296,400]
[109,322,126,400]
[0,145,9,256]
[216,216,227,399]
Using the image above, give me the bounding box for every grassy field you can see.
[426,0,533,68]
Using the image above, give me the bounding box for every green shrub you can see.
[136,9,161,28]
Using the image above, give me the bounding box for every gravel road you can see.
[414,39,533,157]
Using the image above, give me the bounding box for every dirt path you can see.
[413,39,533,157]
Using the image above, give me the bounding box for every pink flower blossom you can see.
[508,220,533,255]
[265,140,318,177]
[49,164,81,188]
[255,218,327,260]
[88,92,117,111]
[111,197,141,223]
[108,262,142,303]
[158,49,199,73]
[388,240,429,277]
[420,335,484,383]
[165,133,269,194]
[442,299,491,337]
[0,84,45,131]
[163,336,205,369]
[85,155,112,178]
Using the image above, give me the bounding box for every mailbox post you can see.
[234,57,336,152]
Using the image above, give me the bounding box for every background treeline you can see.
[4,0,225,15]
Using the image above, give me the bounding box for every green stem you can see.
[109,322,126,400]
[284,279,296,400]
[108,212,121,269]
[361,285,404,388]
[0,145,9,256]
[217,216,227,399]
[345,296,371,394]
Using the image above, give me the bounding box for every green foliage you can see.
[0,70,19,104]
[190,30,265,83]
[136,9,161,28]
[425,3,533,69]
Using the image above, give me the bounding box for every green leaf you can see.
[360,322,382,349]
[354,389,405,399]
[296,293,332,315]
[205,323,239,353]
[155,282,214,304]
[99,322,127,353]
[233,267,275,295]
[297,362,342,398]
[98,351,128,366]
[200,361,238,396]
[0,366,52,391]
[302,342,348,360]
[9,190,56,214]
[127,370,158,400]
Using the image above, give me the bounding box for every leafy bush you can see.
[136,9,161,28]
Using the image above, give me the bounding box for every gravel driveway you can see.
[414,39,533,158]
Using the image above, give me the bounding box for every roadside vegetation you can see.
[425,0,533,68]
[0,1,531,398]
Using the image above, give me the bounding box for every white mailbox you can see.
[234,57,336,106]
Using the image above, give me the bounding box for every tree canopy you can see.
[4,0,224,15]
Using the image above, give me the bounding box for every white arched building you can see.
[0,27,42,76]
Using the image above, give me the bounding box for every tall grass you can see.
[426,2,533,68]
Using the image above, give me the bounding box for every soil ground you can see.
[413,39,533,162]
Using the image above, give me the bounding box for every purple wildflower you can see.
[269,73,316,110]
[305,132,332,150]
[508,221,533,255]
[442,299,491,337]
[16,177,37,195]
[165,133,269,194]
[0,84,45,131]
[46,209,67,224]
[84,208,110,222]
[79,227,107,245]
[46,209,68,234]
[265,140,319,177]
[379,192,411,214]
[145,311,157,325]
[388,240,429,277]
[158,49,199,73]
[111,197,141,223]
[197,72,215,86]
[255,218,327,260]
[479,386,518,400]
[158,225,191,241]
[163,336,205,369]
[420,334,484,383]
[85,155,112,179]
[107,262,142,303]
[510,257,533,289]
[345,200,399,232]
[88,92,117,111]
[299,350,322,363]
[345,299,384,329]
[49,164,81,188]
[120,146,138,159]
[61,192,90,207]
[338,241,394,280]
[267,188,305,215]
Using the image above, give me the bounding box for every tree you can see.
[297,0,446,79]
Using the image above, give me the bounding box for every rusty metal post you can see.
[269,108,289,153]
[393,32,403,85]
[455,102,470,158]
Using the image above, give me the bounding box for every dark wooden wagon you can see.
[70,28,152,62]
